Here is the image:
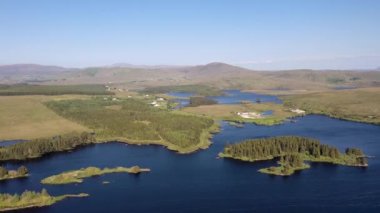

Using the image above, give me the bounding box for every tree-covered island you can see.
[219,136,368,176]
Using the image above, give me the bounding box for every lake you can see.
[1,115,380,212]
[168,90,282,108]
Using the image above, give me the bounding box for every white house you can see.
[290,109,306,114]
[237,112,263,119]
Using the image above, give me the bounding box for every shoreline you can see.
[0,122,220,163]
[0,174,29,182]
[220,153,368,168]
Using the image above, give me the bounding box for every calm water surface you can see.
[1,115,380,213]
[168,90,282,108]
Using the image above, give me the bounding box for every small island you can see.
[258,154,311,176]
[0,189,88,212]
[188,96,217,107]
[219,136,368,176]
[0,166,29,181]
[41,166,150,185]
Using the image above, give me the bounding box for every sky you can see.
[0,0,379,70]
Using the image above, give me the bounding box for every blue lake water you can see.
[168,90,282,108]
[210,90,282,104]
[1,115,380,212]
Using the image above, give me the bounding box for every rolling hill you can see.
[1,62,379,92]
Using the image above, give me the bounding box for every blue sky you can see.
[0,0,379,69]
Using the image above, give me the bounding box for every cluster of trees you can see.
[188,96,217,107]
[0,132,96,161]
[45,98,214,148]
[222,136,368,166]
[0,189,52,208]
[280,154,304,168]
[222,136,342,160]
[0,189,50,200]
[345,148,364,156]
[279,154,304,175]
[0,166,29,178]
[265,154,306,175]
[0,84,113,96]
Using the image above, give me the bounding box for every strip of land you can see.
[0,189,88,212]
[41,166,150,185]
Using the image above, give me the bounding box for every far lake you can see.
[168,90,282,108]
[1,91,380,212]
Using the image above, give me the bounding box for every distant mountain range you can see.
[1,62,380,91]
[107,63,187,69]
[0,64,69,74]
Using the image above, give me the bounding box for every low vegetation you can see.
[0,166,29,181]
[219,136,367,176]
[0,189,88,212]
[41,166,150,185]
[0,84,113,96]
[141,84,224,96]
[45,97,216,153]
[0,132,96,161]
[282,88,380,124]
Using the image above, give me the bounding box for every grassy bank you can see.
[0,189,88,212]
[41,166,150,185]
[282,87,380,125]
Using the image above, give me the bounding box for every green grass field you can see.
[0,95,90,140]
[282,87,380,124]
